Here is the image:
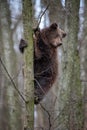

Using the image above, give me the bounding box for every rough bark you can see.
[82,0,87,129]
[0,0,23,130]
[61,0,83,129]
[22,0,34,130]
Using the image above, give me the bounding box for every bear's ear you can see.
[19,39,28,53]
[33,27,40,41]
[50,23,58,30]
[33,27,40,35]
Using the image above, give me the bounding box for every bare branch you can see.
[37,3,50,29]
[40,103,52,130]
[81,79,87,82]
[0,57,26,103]
[34,78,46,94]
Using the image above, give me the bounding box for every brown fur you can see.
[34,23,66,104]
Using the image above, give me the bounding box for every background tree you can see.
[34,0,83,130]
[0,0,87,130]
[61,0,83,129]
[0,0,23,130]
[80,0,87,129]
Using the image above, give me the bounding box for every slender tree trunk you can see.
[0,1,23,130]
[22,0,34,130]
[82,0,87,129]
[62,0,83,129]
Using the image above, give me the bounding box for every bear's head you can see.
[34,23,66,49]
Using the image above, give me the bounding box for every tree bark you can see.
[62,0,83,129]
[82,0,87,129]
[0,0,23,130]
[22,0,34,130]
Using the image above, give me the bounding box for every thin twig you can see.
[34,78,46,94]
[81,79,87,82]
[52,106,66,125]
[0,57,26,103]
[37,3,50,28]
[40,103,52,130]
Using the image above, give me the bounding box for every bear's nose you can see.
[62,33,66,38]
[58,43,62,46]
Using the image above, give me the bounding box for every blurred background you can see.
[0,0,87,130]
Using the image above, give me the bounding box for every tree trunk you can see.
[82,0,87,129]
[0,0,23,130]
[61,0,83,129]
[22,0,34,130]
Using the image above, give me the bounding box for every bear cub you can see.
[19,23,66,104]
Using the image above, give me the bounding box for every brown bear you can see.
[34,23,66,104]
[19,23,66,104]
